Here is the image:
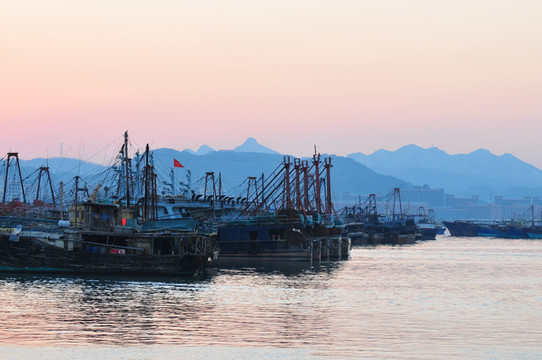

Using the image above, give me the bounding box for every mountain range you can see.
[149,148,408,197]
[183,137,279,156]
[4,139,542,203]
[348,145,542,200]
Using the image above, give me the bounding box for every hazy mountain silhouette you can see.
[10,147,407,201]
[348,144,542,199]
[233,137,280,154]
[151,148,408,197]
[183,144,215,155]
[7,141,542,204]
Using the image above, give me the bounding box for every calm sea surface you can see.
[1,236,542,359]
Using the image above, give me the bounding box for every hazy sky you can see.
[1,1,541,167]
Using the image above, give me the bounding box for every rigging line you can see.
[82,133,125,164]
[128,137,146,155]
[21,168,39,182]
[72,159,118,183]
[60,134,124,177]
[151,155,173,177]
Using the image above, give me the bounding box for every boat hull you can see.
[417,226,438,240]
[0,234,208,276]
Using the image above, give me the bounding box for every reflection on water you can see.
[1,237,542,359]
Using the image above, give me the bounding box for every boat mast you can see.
[60,181,64,220]
[324,156,333,217]
[392,188,403,222]
[247,176,256,205]
[283,156,292,209]
[2,152,26,204]
[35,166,56,204]
[141,144,158,222]
[123,131,131,207]
[143,144,149,221]
[294,158,302,211]
[302,160,311,211]
[260,172,265,208]
[313,148,321,215]
[218,172,222,199]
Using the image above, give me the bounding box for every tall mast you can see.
[260,172,265,208]
[59,181,64,220]
[302,160,310,211]
[283,156,292,209]
[218,172,222,198]
[313,150,321,215]
[294,158,302,211]
[392,188,402,222]
[324,156,333,217]
[124,131,131,207]
[74,176,79,206]
[143,144,149,221]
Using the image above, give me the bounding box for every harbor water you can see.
[1,236,542,359]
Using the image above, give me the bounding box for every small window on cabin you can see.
[249,231,258,241]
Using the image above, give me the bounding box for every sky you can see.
[1,1,541,167]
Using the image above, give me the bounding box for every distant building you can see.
[400,187,445,207]
[337,190,542,223]
[446,195,480,207]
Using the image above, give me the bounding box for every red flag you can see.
[173,158,184,168]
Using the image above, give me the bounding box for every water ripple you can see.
[1,237,542,359]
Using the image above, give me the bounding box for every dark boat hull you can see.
[443,221,478,237]
[417,227,438,240]
[217,223,314,262]
[0,234,208,276]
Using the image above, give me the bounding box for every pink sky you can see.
[1,1,541,167]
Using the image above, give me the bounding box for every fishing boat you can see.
[379,220,417,245]
[443,220,534,239]
[213,153,350,264]
[0,133,217,276]
[417,222,438,240]
[215,219,349,264]
[415,208,438,240]
[0,221,212,276]
[344,222,367,245]
[215,217,315,263]
[443,221,478,237]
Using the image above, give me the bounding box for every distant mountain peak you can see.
[196,144,215,155]
[233,137,279,154]
[399,144,423,151]
[469,148,491,155]
[182,144,215,155]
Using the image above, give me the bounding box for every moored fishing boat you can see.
[443,221,478,237]
[0,224,212,275]
[417,223,438,240]
[213,152,350,264]
[215,220,314,263]
[0,133,217,276]
[344,222,366,245]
